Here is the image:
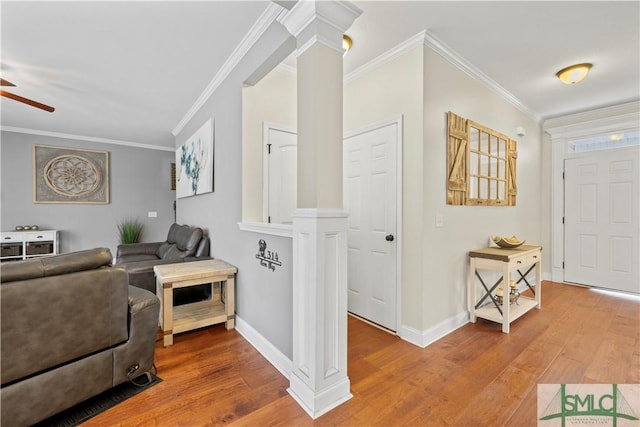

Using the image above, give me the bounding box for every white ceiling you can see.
[1,1,638,148]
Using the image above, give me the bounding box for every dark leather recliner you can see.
[115,223,211,294]
[0,248,160,426]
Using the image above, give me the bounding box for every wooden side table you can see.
[468,245,542,333]
[154,259,237,346]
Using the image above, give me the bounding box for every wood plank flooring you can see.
[85,281,639,426]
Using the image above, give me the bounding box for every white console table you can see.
[0,230,59,261]
[468,245,542,333]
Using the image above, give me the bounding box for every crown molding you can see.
[422,31,541,124]
[171,2,286,137]
[345,30,540,124]
[274,61,297,76]
[279,1,362,37]
[0,126,175,152]
[296,33,344,56]
[543,101,640,138]
[279,0,362,56]
[344,30,427,84]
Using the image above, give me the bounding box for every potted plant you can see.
[117,218,144,244]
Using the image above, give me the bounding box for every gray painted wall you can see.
[1,131,176,257]
[175,22,295,358]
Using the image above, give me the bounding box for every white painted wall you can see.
[421,45,543,335]
[344,45,425,332]
[241,40,545,343]
[224,28,546,354]
[242,69,297,222]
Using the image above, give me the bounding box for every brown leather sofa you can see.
[0,247,160,426]
[115,223,211,295]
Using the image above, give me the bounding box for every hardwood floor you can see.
[85,281,639,426]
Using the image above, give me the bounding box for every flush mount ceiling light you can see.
[556,63,592,84]
[343,34,352,54]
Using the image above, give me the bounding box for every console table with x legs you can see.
[468,245,542,333]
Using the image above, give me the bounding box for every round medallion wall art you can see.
[44,155,101,197]
[33,145,110,204]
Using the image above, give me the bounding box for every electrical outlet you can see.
[435,213,444,227]
[148,211,157,218]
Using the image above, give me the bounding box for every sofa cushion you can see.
[1,247,112,283]
[116,223,210,294]
[156,242,173,259]
[116,242,162,259]
[166,223,181,244]
[174,226,203,254]
[118,253,159,264]
[162,244,190,260]
[1,266,128,385]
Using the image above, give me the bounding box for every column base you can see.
[288,372,352,419]
[290,208,351,419]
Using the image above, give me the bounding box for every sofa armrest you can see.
[116,242,163,259]
[127,285,160,314]
[112,286,160,385]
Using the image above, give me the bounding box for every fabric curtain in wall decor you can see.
[176,118,214,198]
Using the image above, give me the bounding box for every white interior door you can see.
[264,120,401,329]
[564,146,639,293]
[344,121,398,331]
[264,124,297,224]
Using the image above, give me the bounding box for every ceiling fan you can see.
[1,78,55,112]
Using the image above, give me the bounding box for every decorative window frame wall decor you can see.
[33,145,110,204]
[447,111,517,206]
[176,118,214,198]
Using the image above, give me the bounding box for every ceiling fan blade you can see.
[0,78,16,87]
[1,90,55,112]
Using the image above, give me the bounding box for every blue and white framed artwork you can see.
[176,118,214,198]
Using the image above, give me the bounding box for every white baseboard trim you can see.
[399,310,470,348]
[237,309,469,372]
[288,375,352,419]
[235,316,292,380]
[551,269,564,283]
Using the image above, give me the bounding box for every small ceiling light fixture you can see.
[342,34,353,54]
[556,63,592,84]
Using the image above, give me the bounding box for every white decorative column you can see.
[290,208,349,418]
[278,0,362,419]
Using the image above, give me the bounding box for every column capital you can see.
[278,0,362,55]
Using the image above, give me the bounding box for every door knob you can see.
[385,234,394,242]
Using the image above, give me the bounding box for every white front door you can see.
[344,120,399,331]
[264,124,297,224]
[564,146,640,293]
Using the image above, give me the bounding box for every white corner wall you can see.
[242,69,297,222]
[344,45,425,333]
[178,21,545,360]
[421,45,543,336]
